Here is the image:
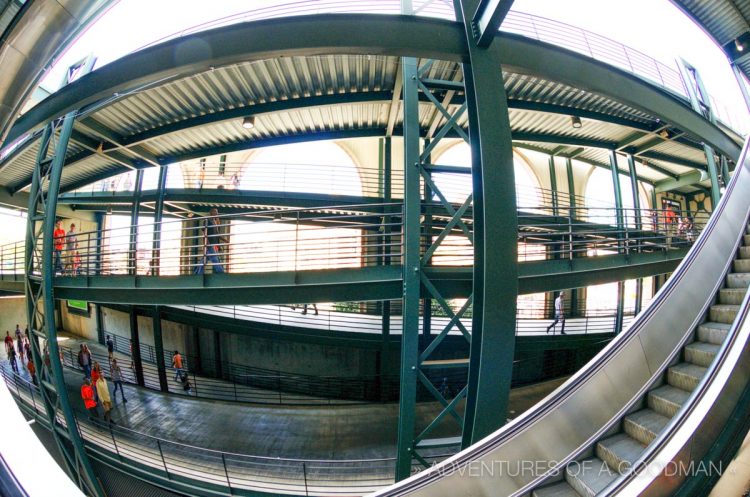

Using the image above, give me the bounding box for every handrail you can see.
[0,202,700,280]
[0,365,452,495]
[370,136,750,495]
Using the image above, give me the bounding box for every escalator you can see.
[373,138,750,497]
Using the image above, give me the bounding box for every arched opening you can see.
[240,141,363,196]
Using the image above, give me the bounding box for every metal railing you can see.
[1,366,452,496]
[0,202,701,280]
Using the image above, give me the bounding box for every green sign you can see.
[67,300,88,311]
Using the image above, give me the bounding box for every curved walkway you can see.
[3,347,564,495]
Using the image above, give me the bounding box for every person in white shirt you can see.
[546,291,566,335]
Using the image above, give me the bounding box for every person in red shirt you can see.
[27,357,36,385]
[80,377,98,418]
[53,219,66,274]
[3,331,12,355]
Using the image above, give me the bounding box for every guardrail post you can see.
[156,439,169,479]
[302,461,309,496]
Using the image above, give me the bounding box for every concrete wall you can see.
[60,302,98,342]
[0,295,27,336]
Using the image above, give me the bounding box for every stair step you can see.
[684,341,721,367]
[697,322,731,345]
[719,288,747,305]
[648,385,691,418]
[596,433,645,475]
[735,259,750,273]
[668,363,707,391]
[623,409,671,445]
[533,482,580,497]
[565,457,618,497]
[710,304,740,324]
[727,273,750,288]
[740,246,750,259]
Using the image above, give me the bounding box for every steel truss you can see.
[24,56,105,497]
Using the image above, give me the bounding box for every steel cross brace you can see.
[24,56,105,497]
[395,57,476,478]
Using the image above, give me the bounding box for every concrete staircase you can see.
[532,226,750,497]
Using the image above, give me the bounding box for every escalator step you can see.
[697,322,731,344]
[727,273,750,288]
[735,259,750,273]
[668,363,707,391]
[532,482,580,497]
[720,287,747,305]
[565,457,618,497]
[623,409,670,445]
[709,304,740,324]
[684,341,721,367]
[648,385,690,417]
[740,246,750,259]
[745,234,750,245]
[596,433,645,474]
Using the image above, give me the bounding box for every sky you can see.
[41,0,750,133]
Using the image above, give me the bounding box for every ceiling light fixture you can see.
[570,116,582,129]
[659,129,670,139]
[736,39,744,52]
[242,116,256,129]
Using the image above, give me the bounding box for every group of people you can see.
[4,325,34,381]
[78,337,127,424]
[650,207,696,243]
[53,219,82,275]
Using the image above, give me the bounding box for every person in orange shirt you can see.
[172,350,183,382]
[80,377,98,418]
[27,357,36,385]
[53,219,66,274]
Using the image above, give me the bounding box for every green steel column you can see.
[381,137,392,401]
[457,0,518,446]
[608,151,625,250]
[721,155,730,187]
[627,154,642,231]
[566,157,576,217]
[651,187,658,214]
[95,304,105,345]
[634,278,643,315]
[128,169,144,276]
[548,155,559,216]
[422,138,432,337]
[677,59,721,206]
[152,306,168,392]
[129,310,145,387]
[395,55,421,481]
[151,165,168,276]
[615,280,625,334]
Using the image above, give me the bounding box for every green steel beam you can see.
[457,0,518,447]
[654,169,709,193]
[548,155,559,216]
[23,56,105,497]
[41,248,688,305]
[129,308,145,386]
[566,157,576,216]
[471,0,514,47]
[627,154,642,230]
[608,151,625,245]
[152,306,169,392]
[394,55,421,481]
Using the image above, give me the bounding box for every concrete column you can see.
[129,310,145,387]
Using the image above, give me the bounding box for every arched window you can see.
[584,167,649,227]
[240,141,363,196]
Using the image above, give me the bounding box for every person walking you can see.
[546,291,567,335]
[302,303,318,315]
[7,345,18,373]
[95,375,115,424]
[65,223,78,275]
[27,357,36,385]
[4,331,13,356]
[111,359,127,403]
[53,219,66,274]
[81,377,99,419]
[194,208,226,274]
[16,334,24,363]
[106,335,115,364]
[78,344,92,378]
[172,350,183,382]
